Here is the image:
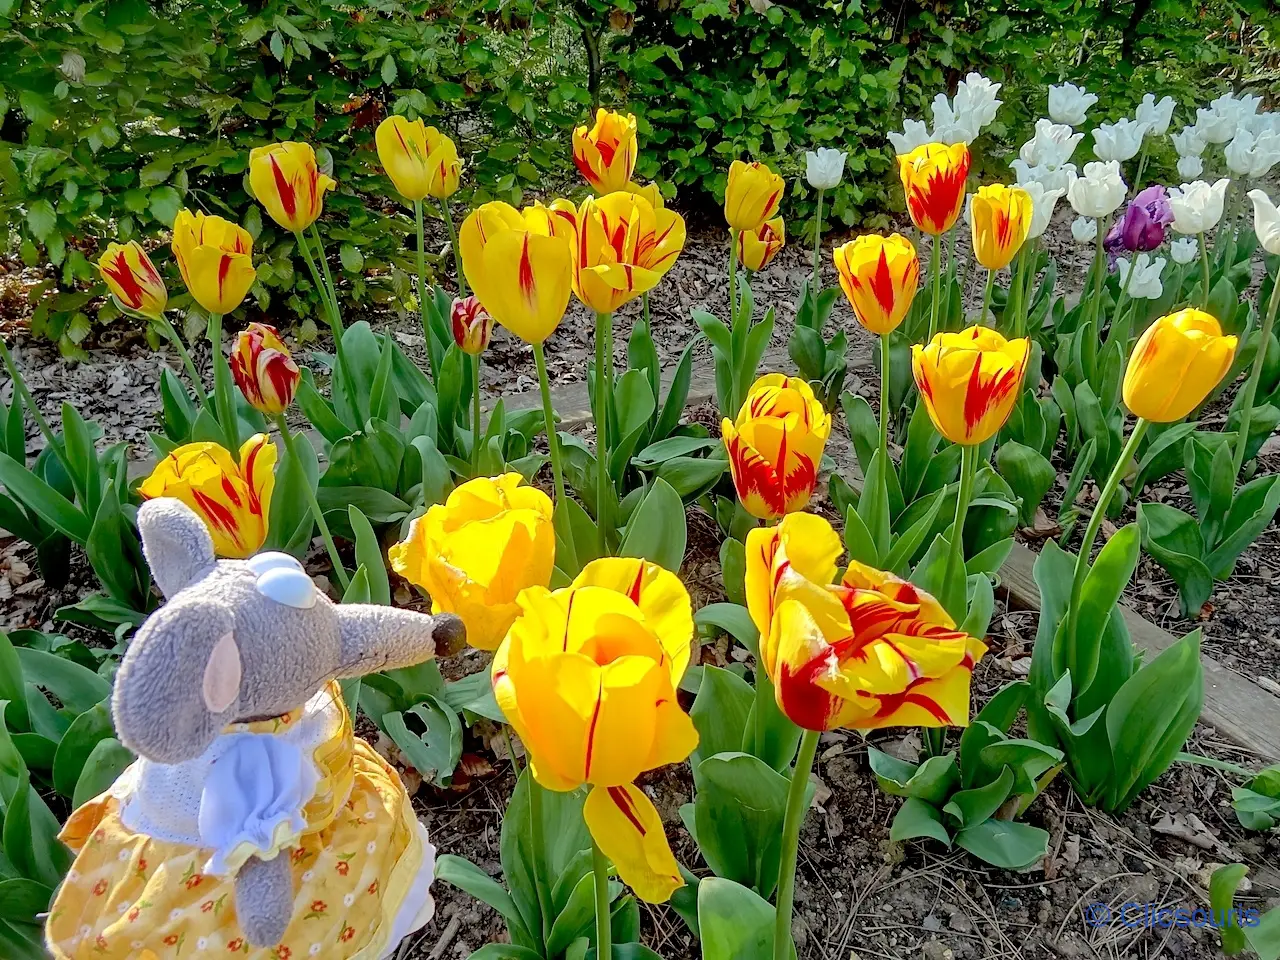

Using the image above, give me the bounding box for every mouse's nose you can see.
[433,613,467,657]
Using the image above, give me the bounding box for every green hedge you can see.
[0,0,1271,350]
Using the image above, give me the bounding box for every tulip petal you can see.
[583,784,683,903]
[744,513,843,637]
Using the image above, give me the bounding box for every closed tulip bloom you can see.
[1047,82,1098,127]
[248,142,336,232]
[1020,181,1066,240]
[139,434,276,558]
[564,192,686,314]
[1067,160,1127,219]
[746,513,987,731]
[171,210,257,315]
[1248,189,1280,255]
[375,116,462,201]
[1123,309,1238,422]
[1168,179,1231,234]
[573,109,638,194]
[1170,237,1200,264]
[450,295,494,355]
[722,374,831,520]
[98,241,167,320]
[1104,185,1173,254]
[912,326,1031,445]
[1071,216,1098,244]
[492,556,697,902]
[832,233,920,335]
[737,217,785,271]
[1135,94,1176,137]
[724,159,785,233]
[969,183,1033,271]
[229,322,300,415]
[389,473,554,651]
[459,201,574,344]
[805,147,847,190]
[897,142,971,236]
[1171,126,1207,159]
[1177,156,1205,180]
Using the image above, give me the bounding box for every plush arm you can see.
[235,853,294,947]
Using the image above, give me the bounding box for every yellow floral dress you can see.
[45,683,435,960]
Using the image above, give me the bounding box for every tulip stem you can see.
[1131,143,1150,198]
[592,838,612,960]
[471,353,483,476]
[502,725,522,777]
[208,313,241,456]
[532,342,576,571]
[878,334,891,460]
[155,313,209,407]
[308,224,344,335]
[594,312,612,555]
[296,229,357,408]
[1231,274,1280,481]
[1086,219,1107,332]
[979,270,994,327]
[928,233,942,341]
[1198,231,1212,310]
[811,188,825,288]
[940,442,978,622]
[412,200,438,383]
[773,727,820,960]
[528,776,554,945]
[1065,418,1149,642]
[0,336,73,477]
[438,199,467,299]
[272,413,350,591]
[728,229,741,324]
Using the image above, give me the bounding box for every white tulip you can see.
[1067,160,1127,218]
[1010,158,1078,196]
[1048,82,1098,127]
[1248,189,1280,256]
[1071,216,1098,244]
[1020,180,1066,239]
[953,72,1002,130]
[887,118,932,155]
[1225,128,1280,180]
[1195,106,1237,145]
[1170,125,1206,158]
[1116,253,1166,300]
[1135,94,1176,137]
[805,148,847,190]
[1019,118,1083,168]
[1168,179,1231,234]
[1170,237,1199,264]
[929,93,978,145]
[1195,93,1259,145]
[1247,112,1280,138]
[1092,119,1152,162]
[1177,155,1205,180]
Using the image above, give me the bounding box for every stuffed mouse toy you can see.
[45,497,465,959]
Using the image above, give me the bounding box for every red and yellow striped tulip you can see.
[450,295,494,355]
[722,374,831,521]
[832,233,920,335]
[229,322,300,416]
[911,326,1030,445]
[1123,308,1238,422]
[724,160,785,233]
[171,210,257,315]
[898,142,971,236]
[746,513,987,732]
[573,109,638,194]
[97,241,167,321]
[390,474,554,651]
[493,557,697,902]
[561,191,686,314]
[459,201,574,344]
[375,116,462,201]
[737,218,785,271]
[139,434,276,559]
[970,184,1033,271]
[248,142,336,233]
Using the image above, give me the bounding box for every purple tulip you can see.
[1104,185,1173,254]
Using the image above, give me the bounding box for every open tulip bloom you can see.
[1168,179,1231,307]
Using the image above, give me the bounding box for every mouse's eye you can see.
[246,551,306,576]
[255,566,317,609]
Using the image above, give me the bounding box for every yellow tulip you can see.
[721,374,831,521]
[970,183,1033,271]
[492,556,697,902]
[560,191,686,314]
[459,201,574,344]
[911,326,1030,445]
[375,116,462,201]
[388,473,554,651]
[248,142,336,232]
[1123,309,1238,422]
[230,322,300,416]
[170,209,257,315]
[737,217,785,271]
[746,513,987,732]
[724,160,785,233]
[625,180,665,209]
[139,434,276,559]
[832,233,920,335]
[97,241,167,320]
[573,109,639,194]
[898,142,971,236]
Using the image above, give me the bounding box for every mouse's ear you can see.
[138,498,218,598]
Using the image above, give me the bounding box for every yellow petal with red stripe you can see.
[911,325,1030,445]
[725,160,785,233]
[970,183,1033,271]
[897,142,971,236]
[248,142,335,232]
[584,784,683,903]
[744,512,842,637]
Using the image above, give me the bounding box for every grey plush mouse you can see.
[45,497,465,960]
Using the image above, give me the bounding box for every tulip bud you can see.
[450,296,494,355]
[911,326,1030,446]
[171,210,257,315]
[230,322,300,415]
[1123,309,1238,422]
[248,142,336,233]
[832,233,920,335]
[724,159,785,233]
[98,241,167,320]
[1071,216,1098,244]
[572,109,638,195]
[969,183,1033,271]
[1170,237,1200,264]
[737,218,785,272]
[805,148,846,190]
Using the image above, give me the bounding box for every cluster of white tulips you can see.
[887,72,1004,151]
